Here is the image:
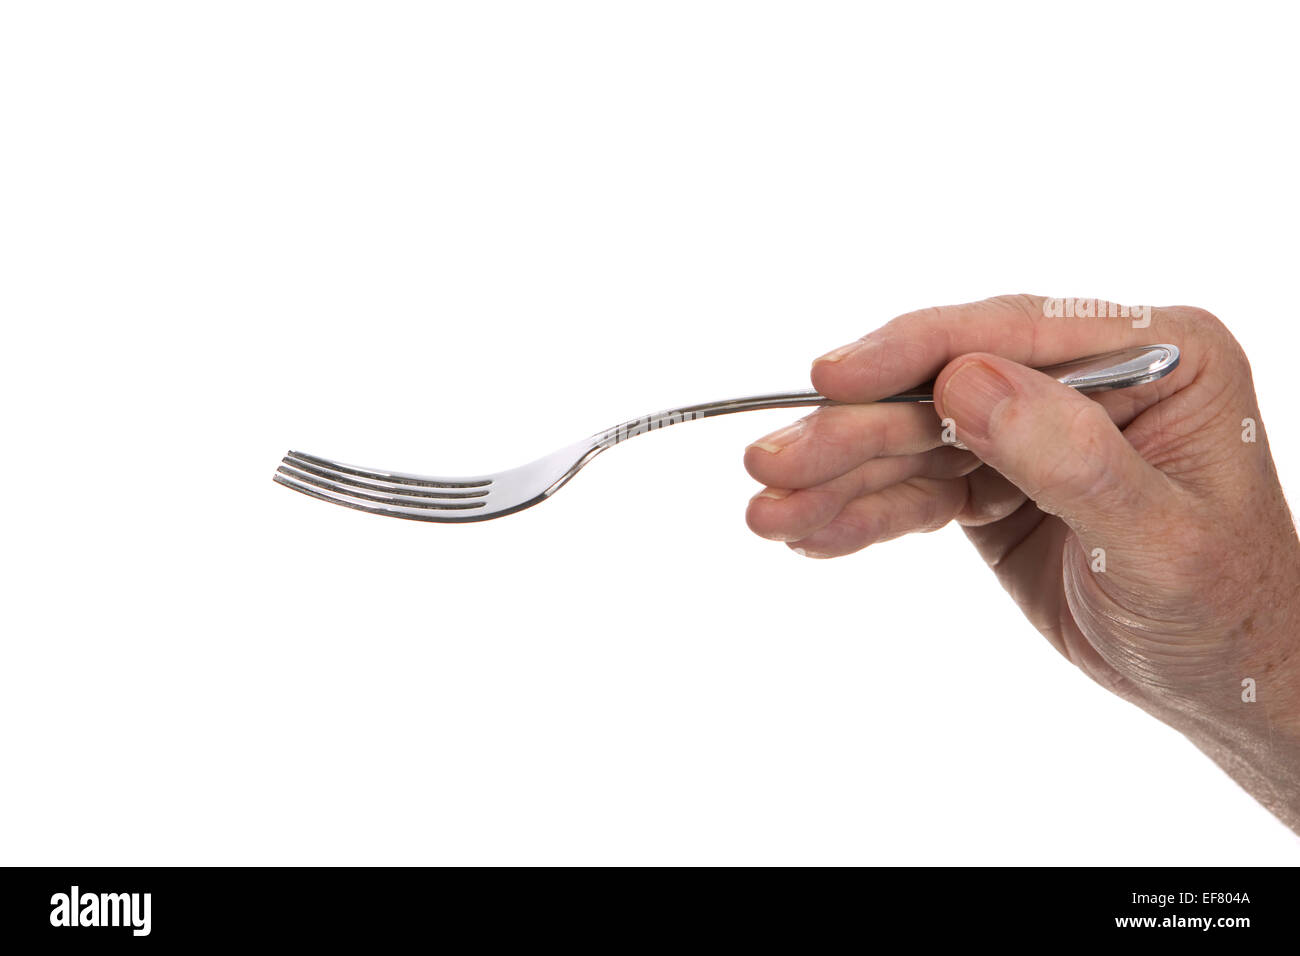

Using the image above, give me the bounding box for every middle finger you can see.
[744,402,946,489]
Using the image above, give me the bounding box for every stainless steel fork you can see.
[274,344,1179,523]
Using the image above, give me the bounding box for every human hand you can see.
[744,295,1300,831]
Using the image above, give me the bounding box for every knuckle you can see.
[959,493,1020,527]
[808,408,882,465]
[1034,402,1126,502]
[843,510,887,545]
[1169,304,1223,329]
[1165,305,1234,349]
[986,293,1044,319]
[1167,306,1253,381]
[893,305,944,331]
[798,414,847,471]
[927,446,979,478]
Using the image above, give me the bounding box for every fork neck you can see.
[588,389,852,451]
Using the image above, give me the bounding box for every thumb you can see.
[933,353,1168,540]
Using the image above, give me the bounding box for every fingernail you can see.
[753,487,792,501]
[790,545,825,558]
[749,419,806,455]
[941,361,1015,442]
[814,338,870,365]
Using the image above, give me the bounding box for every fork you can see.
[274,344,1179,523]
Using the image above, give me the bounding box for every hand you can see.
[744,295,1300,831]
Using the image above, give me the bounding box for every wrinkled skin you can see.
[745,295,1300,832]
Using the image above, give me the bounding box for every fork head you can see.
[273,442,599,523]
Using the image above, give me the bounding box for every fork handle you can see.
[593,344,1179,446]
[690,344,1178,416]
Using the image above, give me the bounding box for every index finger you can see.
[810,294,1162,403]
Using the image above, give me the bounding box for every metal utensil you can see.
[274,343,1179,523]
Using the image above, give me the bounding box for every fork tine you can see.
[286,451,491,489]
[273,471,490,520]
[280,456,489,499]
[275,463,488,511]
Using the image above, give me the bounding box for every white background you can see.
[3,2,1299,864]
